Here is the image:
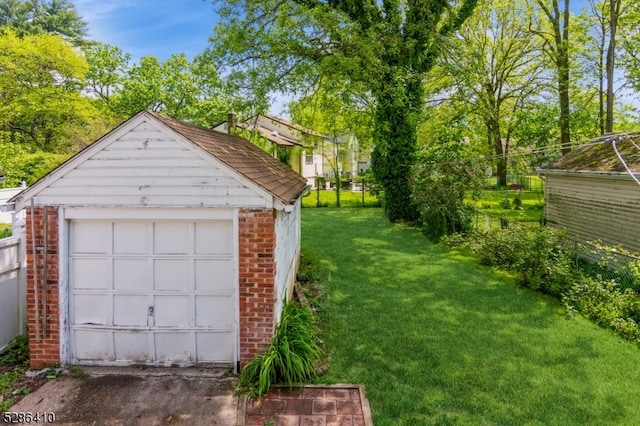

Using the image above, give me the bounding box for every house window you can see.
[305,153,314,165]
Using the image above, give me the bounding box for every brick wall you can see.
[238,208,277,366]
[26,206,60,368]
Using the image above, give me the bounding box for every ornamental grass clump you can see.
[237,300,322,398]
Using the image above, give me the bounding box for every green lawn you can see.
[469,189,545,230]
[302,208,640,425]
[301,189,380,208]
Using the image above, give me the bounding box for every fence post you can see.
[13,214,27,336]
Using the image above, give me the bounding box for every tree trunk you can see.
[558,0,571,154]
[606,0,621,133]
[487,120,507,187]
[371,72,421,222]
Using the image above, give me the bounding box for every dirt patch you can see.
[8,368,239,425]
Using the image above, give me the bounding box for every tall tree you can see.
[0,0,87,44]
[533,0,572,154]
[211,0,478,222]
[438,0,545,186]
[605,0,622,133]
[0,29,101,151]
[83,43,131,105]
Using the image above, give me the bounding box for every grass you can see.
[0,223,11,238]
[469,189,545,230]
[302,208,640,425]
[301,189,380,208]
[0,336,30,411]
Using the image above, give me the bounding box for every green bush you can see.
[411,142,485,241]
[237,300,322,398]
[0,335,28,366]
[564,277,640,343]
[472,224,577,297]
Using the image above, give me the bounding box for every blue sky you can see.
[74,0,217,61]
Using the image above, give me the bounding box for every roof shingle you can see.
[539,132,640,174]
[150,112,308,204]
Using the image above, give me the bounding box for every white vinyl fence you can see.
[0,187,27,351]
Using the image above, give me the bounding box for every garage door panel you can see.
[195,259,234,291]
[70,217,236,366]
[114,332,150,361]
[195,222,233,254]
[72,222,111,253]
[74,294,109,325]
[72,258,111,289]
[196,296,234,327]
[114,259,152,291]
[154,296,190,327]
[114,222,150,254]
[74,330,112,360]
[155,259,191,291]
[155,333,191,362]
[154,223,189,254]
[113,295,149,326]
[196,333,234,362]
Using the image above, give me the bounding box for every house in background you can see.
[9,110,308,370]
[537,133,640,253]
[215,114,364,189]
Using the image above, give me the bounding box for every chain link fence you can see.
[566,239,640,292]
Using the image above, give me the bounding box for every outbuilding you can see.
[537,132,640,253]
[9,111,308,370]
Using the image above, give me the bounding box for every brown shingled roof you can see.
[539,132,640,174]
[150,111,308,204]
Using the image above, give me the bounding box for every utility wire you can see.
[611,134,640,187]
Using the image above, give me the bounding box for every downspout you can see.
[30,199,40,342]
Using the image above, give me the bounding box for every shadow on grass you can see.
[302,208,639,425]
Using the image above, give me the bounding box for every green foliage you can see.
[0,141,67,186]
[411,142,485,241]
[0,336,28,366]
[237,300,322,398]
[0,335,29,411]
[212,0,479,222]
[0,0,87,44]
[472,224,576,297]
[564,277,640,343]
[0,29,107,152]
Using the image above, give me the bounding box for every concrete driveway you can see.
[9,367,240,425]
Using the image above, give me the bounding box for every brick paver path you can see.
[243,384,373,426]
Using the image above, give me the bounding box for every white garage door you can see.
[69,219,235,366]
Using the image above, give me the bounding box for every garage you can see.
[9,111,308,369]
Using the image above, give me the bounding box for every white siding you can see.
[33,121,269,209]
[273,199,301,322]
[545,175,640,253]
[0,235,26,350]
[302,152,324,188]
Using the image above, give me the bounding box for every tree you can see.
[0,29,103,151]
[211,0,478,222]
[605,0,622,133]
[0,0,87,44]
[291,84,372,207]
[532,0,572,154]
[437,0,545,186]
[83,43,131,105]
[411,140,485,241]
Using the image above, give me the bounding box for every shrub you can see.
[472,224,577,297]
[411,142,485,241]
[237,300,322,398]
[564,277,640,343]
